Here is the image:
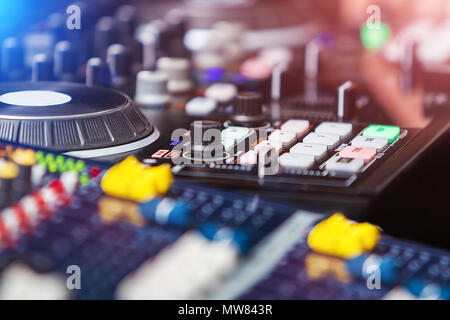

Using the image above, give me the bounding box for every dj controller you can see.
[0,0,449,300]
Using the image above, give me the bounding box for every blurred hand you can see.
[360,51,429,128]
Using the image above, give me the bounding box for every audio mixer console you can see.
[0,0,449,301]
[0,139,446,300]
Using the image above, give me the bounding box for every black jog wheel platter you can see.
[0,82,158,158]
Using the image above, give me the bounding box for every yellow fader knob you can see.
[101,156,173,202]
[307,213,380,259]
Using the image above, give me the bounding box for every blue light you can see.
[0,0,69,39]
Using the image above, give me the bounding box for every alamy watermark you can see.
[66,265,81,290]
[366,264,381,290]
[366,4,381,30]
[66,4,81,30]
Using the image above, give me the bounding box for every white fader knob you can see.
[134,70,171,107]
[156,57,193,94]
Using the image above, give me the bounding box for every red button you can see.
[339,146,376,164]
[90,166,101,178]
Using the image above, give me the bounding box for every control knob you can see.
[190,121,223,155]
[231,91,266,127]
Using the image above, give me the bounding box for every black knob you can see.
[115,5,142,66]
[32,54,53,81]
[190,120,223,152]
[94,16,118,59]
[165,8,188,57]
[107,44,132,77]
[1,37,25,81]
[152,19,171,59]
[231,91,266,127]
[116,5,137,45]
[86,57,111,86]
[54,40,78,81]
[107,44,133,95]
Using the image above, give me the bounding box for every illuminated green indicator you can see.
[36,151,44,160]
[360,23,391,51]
[56,155,65,164]
[363,125,400,143]
[48,162,58,173]
[66,158,76,172]
[80,173,90,186]
[57,162,66,173]
[45,153,55,163]
[75,160,85,172]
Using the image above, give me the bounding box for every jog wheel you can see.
[0,82,159,158]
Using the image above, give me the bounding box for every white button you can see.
[351,135,388,151]
[303,132,340,150]
[268,130,296,145]
[222,127,249,140]
[254,140,282,152]
[280,119,310,134]
[238,150,257,165]
[315,122,352,137]
[325,157,364,173]
[290,143,327,161]
[185,97,217,116]
[222,139,234,150]
[279,153,315,169]
[222,127,250,149]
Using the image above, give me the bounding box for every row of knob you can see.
[0,4,189,95]
[189,91,266,152]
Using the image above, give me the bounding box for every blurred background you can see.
[2,0,450,127]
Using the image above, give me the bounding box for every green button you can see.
[75,160,85,172]
[66,158,76,172]
[363,125,400,143]
[48,162,58,173]
[360,23,391,51]
[80,173,90,186]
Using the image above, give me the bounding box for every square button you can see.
[269,130,297,145]
[290,143,327,161]
[326,157,364,173]
[351,135,388,151]
[222,127,249,140]
[254,140,282,152]
[238,150,257,165]
[315,122,353,137]
[222,127,250,150]
[303,132,340,150]
[339,146,376,164]
[280,119,310,134]
[362,125,400,143]
[279,153,315,169]
[222,139,235,150]
[152,149,169,158]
